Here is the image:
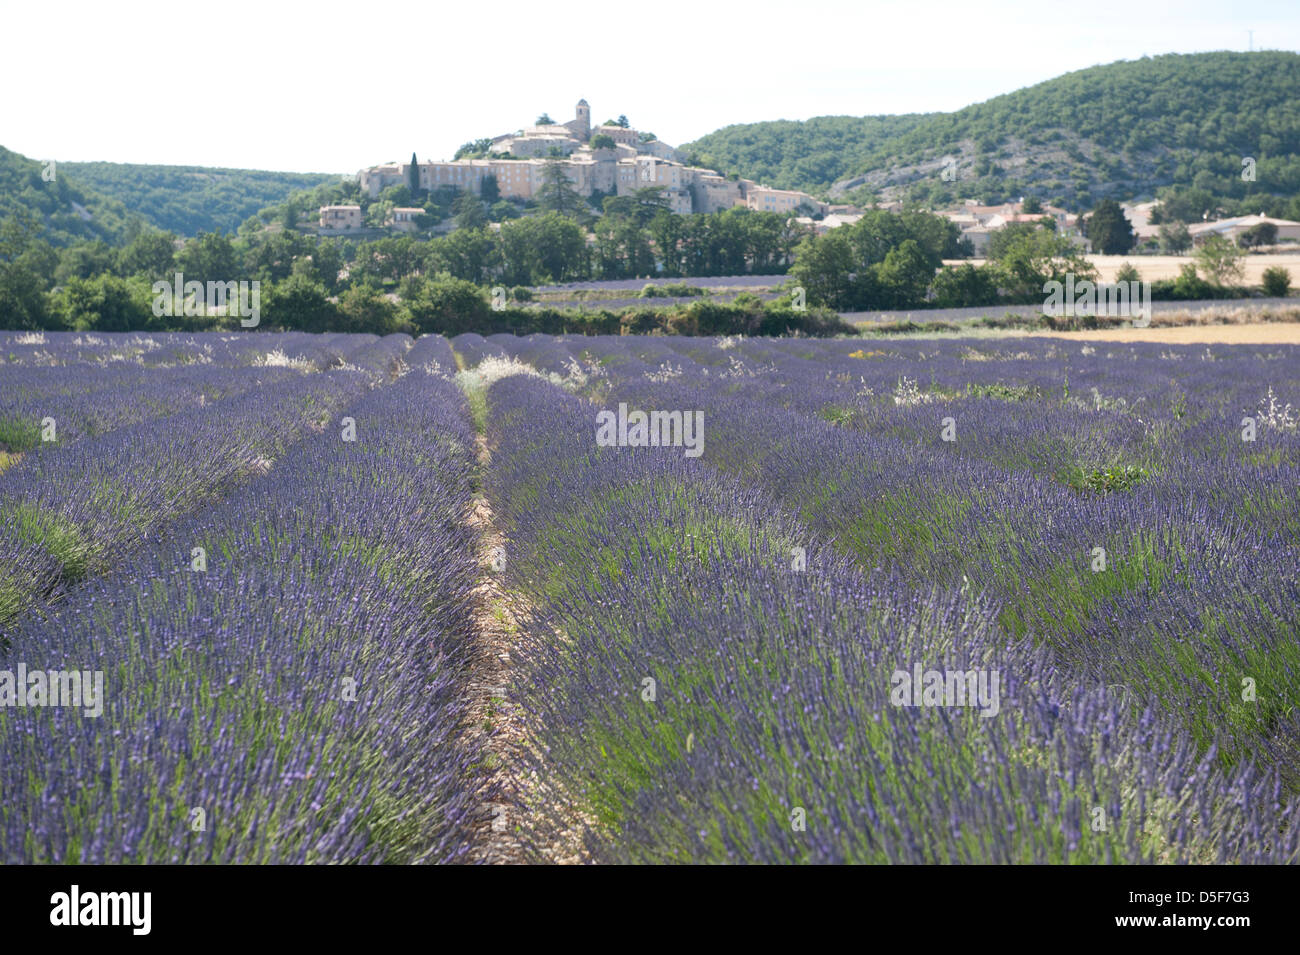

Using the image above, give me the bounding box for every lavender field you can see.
[1,329,1298,864]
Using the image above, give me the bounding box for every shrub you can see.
[338,284,402,335]
[930,263,1000,307]
[262,274,340,332]
[1238,222,1278,249]
[1151,263,1222,301]
[1194,235,1245,285]
[664,300,852,337]
[402,277,490,336]
[1262,266,1292,298]
[0,417,42,453]
[54,274,154,332]
[640,282,707,299]
[1062,464,1147,496]
[1114,262,1141,285]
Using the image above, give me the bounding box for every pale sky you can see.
[3,0,1297,174]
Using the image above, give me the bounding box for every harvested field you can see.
[1029,322,1300,344]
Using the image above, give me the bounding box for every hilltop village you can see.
[320,100,827,232]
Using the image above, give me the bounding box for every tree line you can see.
[0,205,855,336]
[789,204,1291,311]
[3,188,1291,336]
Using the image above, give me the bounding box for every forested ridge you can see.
[685,52,1300,210]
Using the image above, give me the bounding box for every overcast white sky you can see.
[3,0,1297,174]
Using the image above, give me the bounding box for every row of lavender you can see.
[2,333,487,861]
[471,333,1300,862]
[1,330,375,371]
[525,292,784,311]
[0,331,401,456]
[0,333,419,631]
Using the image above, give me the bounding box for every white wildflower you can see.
[892,376,935,406]
[255,348,315,371]
[1257,386,1299,433]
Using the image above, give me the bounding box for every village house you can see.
[319,204,363,232]
[387,207,425,233]
[792,211,864,235]
[747,186,820,214]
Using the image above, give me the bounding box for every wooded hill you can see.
[0,145,340,245]
[683,52,1300,212]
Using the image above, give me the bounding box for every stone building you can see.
[319,204,363,231]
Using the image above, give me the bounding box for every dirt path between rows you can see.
[457,381,592,865]
[461,446,528,864]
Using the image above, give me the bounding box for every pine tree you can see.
[1083,199,1135,255]
[536,161,591,225]
[452,191,487,230]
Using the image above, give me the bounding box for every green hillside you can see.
[59,162,343,236]
[0,146,135,246]
[683,51,1300,211]
[1,146,345,245]
[681,115,929,194]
